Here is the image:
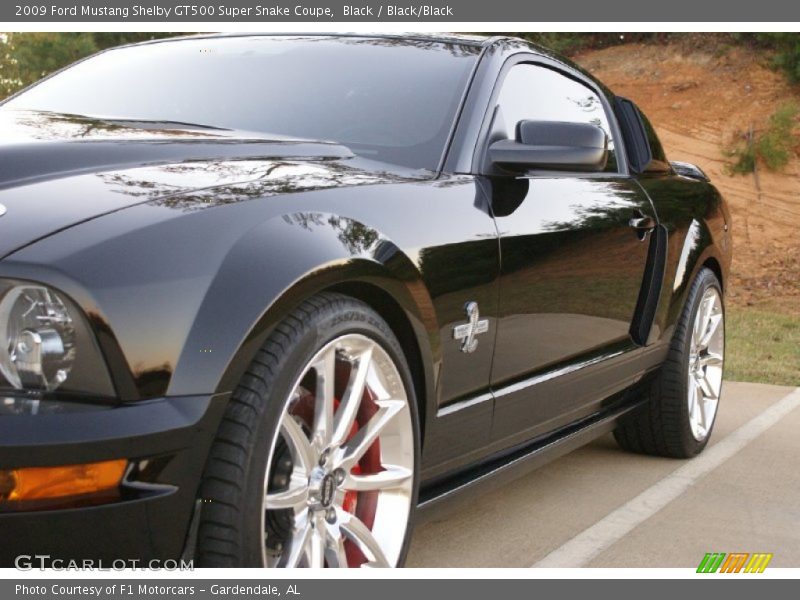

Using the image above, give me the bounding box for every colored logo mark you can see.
[697,552,773,573]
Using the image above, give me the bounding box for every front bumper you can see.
[0,393,228,567]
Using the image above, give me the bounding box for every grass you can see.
[726,305,800,386]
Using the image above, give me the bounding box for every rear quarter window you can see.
[614,96,670,174]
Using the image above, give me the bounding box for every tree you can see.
[757,33,800,83]
[0,32,180,99]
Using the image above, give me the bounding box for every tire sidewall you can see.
[673,269,725,456]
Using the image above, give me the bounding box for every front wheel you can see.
[615,267,725,458]
[196,293,419,567]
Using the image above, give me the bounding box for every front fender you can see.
[167,212,439,406]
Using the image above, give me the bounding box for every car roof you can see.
[124,32,517,50]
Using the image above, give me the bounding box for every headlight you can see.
[0,285,75,390]
[0,280,114,397]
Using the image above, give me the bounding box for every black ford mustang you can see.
[0,34,731,568]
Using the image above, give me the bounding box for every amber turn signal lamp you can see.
[0,460,127,501]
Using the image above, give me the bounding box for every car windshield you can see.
[2,35,482,171]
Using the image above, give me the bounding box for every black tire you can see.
[195,292,420,567]
[614,267,724,458]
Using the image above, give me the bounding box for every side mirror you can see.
[489,120,608,173]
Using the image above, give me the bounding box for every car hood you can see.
[0,110,421,258]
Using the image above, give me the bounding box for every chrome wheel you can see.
[687,287,724,441]
[261,334,414,568]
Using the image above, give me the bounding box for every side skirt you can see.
[415,391,648,522]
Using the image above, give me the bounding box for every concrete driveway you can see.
[407,381,800,568]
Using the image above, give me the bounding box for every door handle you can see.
[629,215,656,241]
[628,216,656,231]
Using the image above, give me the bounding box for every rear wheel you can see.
[196,293,419,567]
[614,267,725,458]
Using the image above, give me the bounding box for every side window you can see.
[495,63,618,173]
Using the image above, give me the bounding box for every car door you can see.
[411,179,501,480]
[483,61,657,446]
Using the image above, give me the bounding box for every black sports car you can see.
[0,34,731,568]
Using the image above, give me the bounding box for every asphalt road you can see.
[407,381,800,568]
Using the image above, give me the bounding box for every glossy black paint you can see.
[488,175,656,446]
[0,34,731,563]
[0,393,229,563]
